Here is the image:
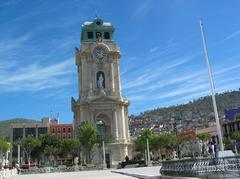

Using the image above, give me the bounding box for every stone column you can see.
[117,61,122,96]
[113,61,120,96]
[124,106,130,140]
[124,145,128,157]
[110,62,115,95]
[121,106,126,140]
[117,109,123,140]
[78,64,82,97]
[113,110,119,140]
[87,61,92,93]
[90,111,94,123]
[81,59,87,96]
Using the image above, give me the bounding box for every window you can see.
[57,134,61,139]
[68,133,71,139]
[96,21,101,25]
[63,134,66,139]
[52,128,55,133]
[68,127,71,133]
[88,32,93,39]
[13,128,23,141]
[57,128,60,133]
[63,128,66,133]
[104,32,110,39]
[96,32,102,38]
[25,128,36,137]
[38,127,48,136]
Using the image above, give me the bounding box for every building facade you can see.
[11,122,48,142]
[50,124,74,140]
[222,107,240,138]
[71,17,131,166]
[10,118,73,164]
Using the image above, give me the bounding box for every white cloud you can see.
[0,60,18,70]
[0,0,22,7]
[0,58,75,92]
[222,30,240,42]
[0,34,31,54]
[132,0,151,18]
[149,46,160,53]
[122,55,193,91]
[214,63,240,76]
[154,83,209,100]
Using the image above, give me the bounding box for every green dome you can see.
[81,17,115,42]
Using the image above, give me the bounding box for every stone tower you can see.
[71,17,131,166]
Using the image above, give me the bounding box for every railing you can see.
[160,156,240,179]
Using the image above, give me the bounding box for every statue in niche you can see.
[97,74,104,88]
[96,32,102,42]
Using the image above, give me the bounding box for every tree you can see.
[181,134,194,144]
[150,134,161,160]
[20,136,41,166]
[59,140,80,159]
[135,134,146,152]
[135,128,154,161]
[159,134,178,159]
[38,134,60,166]
[232,131,240,142]
[77,121,98,164]
[197,132,211,141]
[0,138,11,167]
[135,128,153,151]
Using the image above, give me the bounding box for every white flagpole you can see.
[199,20,224,151]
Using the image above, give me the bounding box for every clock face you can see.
[95,48,105,60]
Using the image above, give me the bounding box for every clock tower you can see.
[71,17,131,166]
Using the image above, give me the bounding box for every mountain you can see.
[129,90,240,136]
[0,118,39,141]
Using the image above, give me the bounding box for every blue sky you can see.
[0,0,240,123]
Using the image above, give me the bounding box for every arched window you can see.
[96,71,105,88]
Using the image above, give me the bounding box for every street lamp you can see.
[96,120,107,169]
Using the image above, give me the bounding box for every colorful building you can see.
[49,124,74,140]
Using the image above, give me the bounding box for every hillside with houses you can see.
[129,90,240,136]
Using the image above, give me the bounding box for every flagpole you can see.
[199,20,224,151]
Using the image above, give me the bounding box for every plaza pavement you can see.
[8,169,136,179]
[7,166,198,179]
[112,166,161,179]
[7,166,162,179]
